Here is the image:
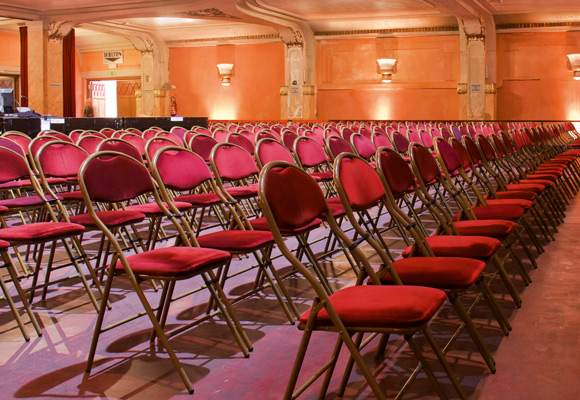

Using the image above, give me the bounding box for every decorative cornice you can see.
[485,83,497,94]
[497,21,580,30]
[303,86,315,96]
[167,33,280,46]
[180,8,241,20]
[457,83,468,94]
[315,26,459,37]
[280,86,288,96]
[48,20,72,42]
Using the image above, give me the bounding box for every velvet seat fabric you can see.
[196,230,275,252]
[59,191,84,201]
[299,285,446,329]
[453,204,525,222]
[506,183,545,193]
[114,246,232,278]
[0,206,7,214]
[0,222,85,242]
[491,190,537,201]
[225,183,259,197]
[485,198,533,209]
[249,216,322,234]
[0,239,9,250]
[380,257,487,289]
[0,195,64,208]
[309,171,333,181]
[402,235,500,259]
[453,219,516,239]
[518,179,553,188]
[174,192,222,206]
[126,201,192,215]
[69,210,146,228]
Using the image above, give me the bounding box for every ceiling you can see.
[0,0,580,49]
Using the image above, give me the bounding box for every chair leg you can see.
[318,334,346,399]
[421,328,468,400]
[2,251,42,337]
[506,242,532,285]
[203,270,252,356]
[513,229,538,269]
[491,254,522,308]
[477,279,511,335]
[337,332,363,396]
[449,295,496,373]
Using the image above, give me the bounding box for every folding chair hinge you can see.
[348,232,371,251]
[404,221,417,231]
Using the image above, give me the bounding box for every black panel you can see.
[1,117,42,138]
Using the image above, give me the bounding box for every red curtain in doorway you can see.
[19,26,28,107]
[62,29,75,117]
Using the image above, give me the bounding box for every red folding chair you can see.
[258,161,467,400]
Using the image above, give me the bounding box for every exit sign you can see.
[107,71,117,77]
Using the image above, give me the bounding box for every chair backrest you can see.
[449,138,473,170]
[152,146,212,191]
[451,125,463,140]
[259,161,328,232]
[97,138,142,161]
[294,136,328,168]
[419,129,434,148]
[29,135,59,163]
[188,133,218,162]
[100,128,116,138]
[120,133,147,156]
[372,132,393,150]
[304,129,324,146]
[213,129,229,142]
[125,127,143,136]
[341,127,355,142]
[211,143,260,182]
[143,128,160,141]
[0,147,31,184]
[281,129,299,150]
[335,153,386,211]
[409,143,442,187]
[79,151,154,203]
[255,138,295,168]
[145,137,177,163]
[462,135,484,164]
[2,132,31,155]
[326,136,353,161]
[77,135,103,154]
[191,126,212,136]
[407,128,422,145]
[376,147,417,199]
[440,126,453,141]
[256,130,279,142]
[226,132,255,155]
[0,137,25,157]
[433,137,462,175]
[69,129,84,144]
[170,126,188,141]
[155,131,183,147]
[391,131,410,154]
[36,140,88,179]
[476,135,497,161]
[350,133,376,160]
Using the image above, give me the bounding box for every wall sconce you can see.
[376,58,397,83]
[217,63,234,86]
[566,54,580,80]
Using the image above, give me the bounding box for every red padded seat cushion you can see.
[453,204,525,222]
[114,246,231,278]
[60,191,84,201]
[299,285,446,329]
[126,201,191,215]
[0,206,7,214]
[0,239,9,250]
[402,235,500,259]
[380,257,487,289]
[310,171,333,181]
[492,190,537,201]
[506,183,544,193]
[174,192,222,206]
[0,222,85,242]
[518,179,553,188]
[225,183,258,198]
[249,216,321,234]
[525,174,558,181]
[485,198,533,209]
[453,219,516,239]
[197,230,274,251]
[0,195,63,208]
[535,168,564,176]
[69,210,145,228]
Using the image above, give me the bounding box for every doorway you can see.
[88,79,140,118]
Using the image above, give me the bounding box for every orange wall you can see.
[0,31,20,67]
[79,48,141,73]
[169,42,285,120]
[497,31,580,120]
[316,36,460,120]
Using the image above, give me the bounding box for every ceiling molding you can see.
[315,25,459,37]
[497,21,580,31]
[77,41,136,53]
[166,33,281,47]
